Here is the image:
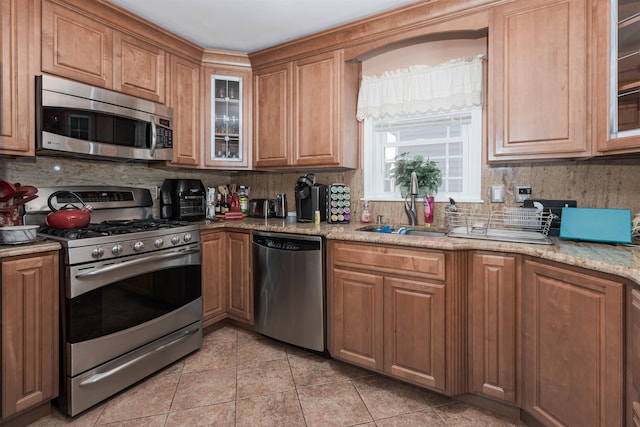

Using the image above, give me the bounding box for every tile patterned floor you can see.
[29,325,526,427]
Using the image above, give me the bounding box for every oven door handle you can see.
[78,326,200,387]
[74,248,200,279]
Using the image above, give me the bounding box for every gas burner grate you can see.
[38,219,192,240]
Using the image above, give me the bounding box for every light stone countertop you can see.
[3,219,638,288]
[0,240,62,258]
[201,218,640,286]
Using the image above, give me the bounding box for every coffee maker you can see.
[294,174,327,222]
[160,179,206,221]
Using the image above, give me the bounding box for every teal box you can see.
[559,207,632,244]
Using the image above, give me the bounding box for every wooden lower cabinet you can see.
[201,230,252,326]
[522,258,623,427]
[329,241,464,394]
[629,289,640,426]
[331,268,383,370]
[469,252,520,404]
[1,251,59,420]
[225,231,252,323]
[384,276,445,391]
[201,230,226,328]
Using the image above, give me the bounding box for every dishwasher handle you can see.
[252,234,321,251]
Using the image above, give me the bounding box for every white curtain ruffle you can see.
[356,54,485,121]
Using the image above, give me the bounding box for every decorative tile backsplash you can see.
[4,156,640,225]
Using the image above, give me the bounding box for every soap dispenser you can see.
[361,201,371,223]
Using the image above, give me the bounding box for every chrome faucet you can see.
[404,171,418,226]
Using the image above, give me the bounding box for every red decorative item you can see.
[46,191,92,229]
[423,196,434,225]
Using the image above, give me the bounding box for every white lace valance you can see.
[356,54,485,121]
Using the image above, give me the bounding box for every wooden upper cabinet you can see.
[488,0,590,161]
[522,259,623,427]
[593,0,640,154]
[469,252,520,404]
[253,63,291,168]
[168,55,201,167]
[42,0,113,88]
[2,251,59,420]
[42,0,167,104]
[1,0,38,156]
[253,50,359,169]
[113,32,166,103]
[202,65,252,169]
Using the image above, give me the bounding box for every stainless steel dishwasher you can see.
[253,231,325,351]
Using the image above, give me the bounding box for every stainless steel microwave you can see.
[36,74,173,162]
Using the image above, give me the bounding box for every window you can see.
[363,106,482,202]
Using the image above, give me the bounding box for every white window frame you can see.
[363,106,482,203]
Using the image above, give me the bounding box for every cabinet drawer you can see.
[331,242,445,280]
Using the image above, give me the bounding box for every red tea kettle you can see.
[46,191,92,229]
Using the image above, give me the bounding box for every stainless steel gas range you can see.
[23,186,203,417]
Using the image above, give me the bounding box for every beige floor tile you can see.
[204,325,238,344]
[297,380,373,427]
[96,414,167,426]
[434,402,526,427]
[95,374,180,424]
[375,409,447,426]
[237,358,296,399]
[353,376,431,420]
[236,391,305,427]
[171,367,236,411]
[288,352,372,388]
[165,402,236,427]
[156,359,185,377]
[27,405,105,427]
[182,340,237,373]
[236,336,288,365]
[236,327,261,341]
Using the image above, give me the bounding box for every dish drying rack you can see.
[445,207,557,245]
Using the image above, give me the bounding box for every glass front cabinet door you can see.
[595,0,640,153]
[203,69,251,169]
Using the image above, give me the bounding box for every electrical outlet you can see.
[490,185,505,203]
[515,185,532,203]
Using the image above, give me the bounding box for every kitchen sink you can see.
[356,225,447,237]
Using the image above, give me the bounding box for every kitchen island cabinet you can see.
[522,258,623,427]
[488,0,590,161]
[1,251,59,423]
[1,0,38,157]
[328,241,465,395]
[469,252,520,405]
[253,50,359,169]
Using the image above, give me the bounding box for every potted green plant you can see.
[390,153,442,197]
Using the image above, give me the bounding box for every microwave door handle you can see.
[149,114,157,157]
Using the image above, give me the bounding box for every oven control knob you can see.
[154,238,164,248]
[133,241,145,252]
[184,233,192,243]
[111,244,123,255]
[92,247,104,259]
[171,235,180,245]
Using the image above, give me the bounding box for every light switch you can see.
[490,185,505,203]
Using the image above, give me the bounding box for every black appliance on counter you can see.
[294,173,327,222]
[160,179,206,221]
[523,198,577,236]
